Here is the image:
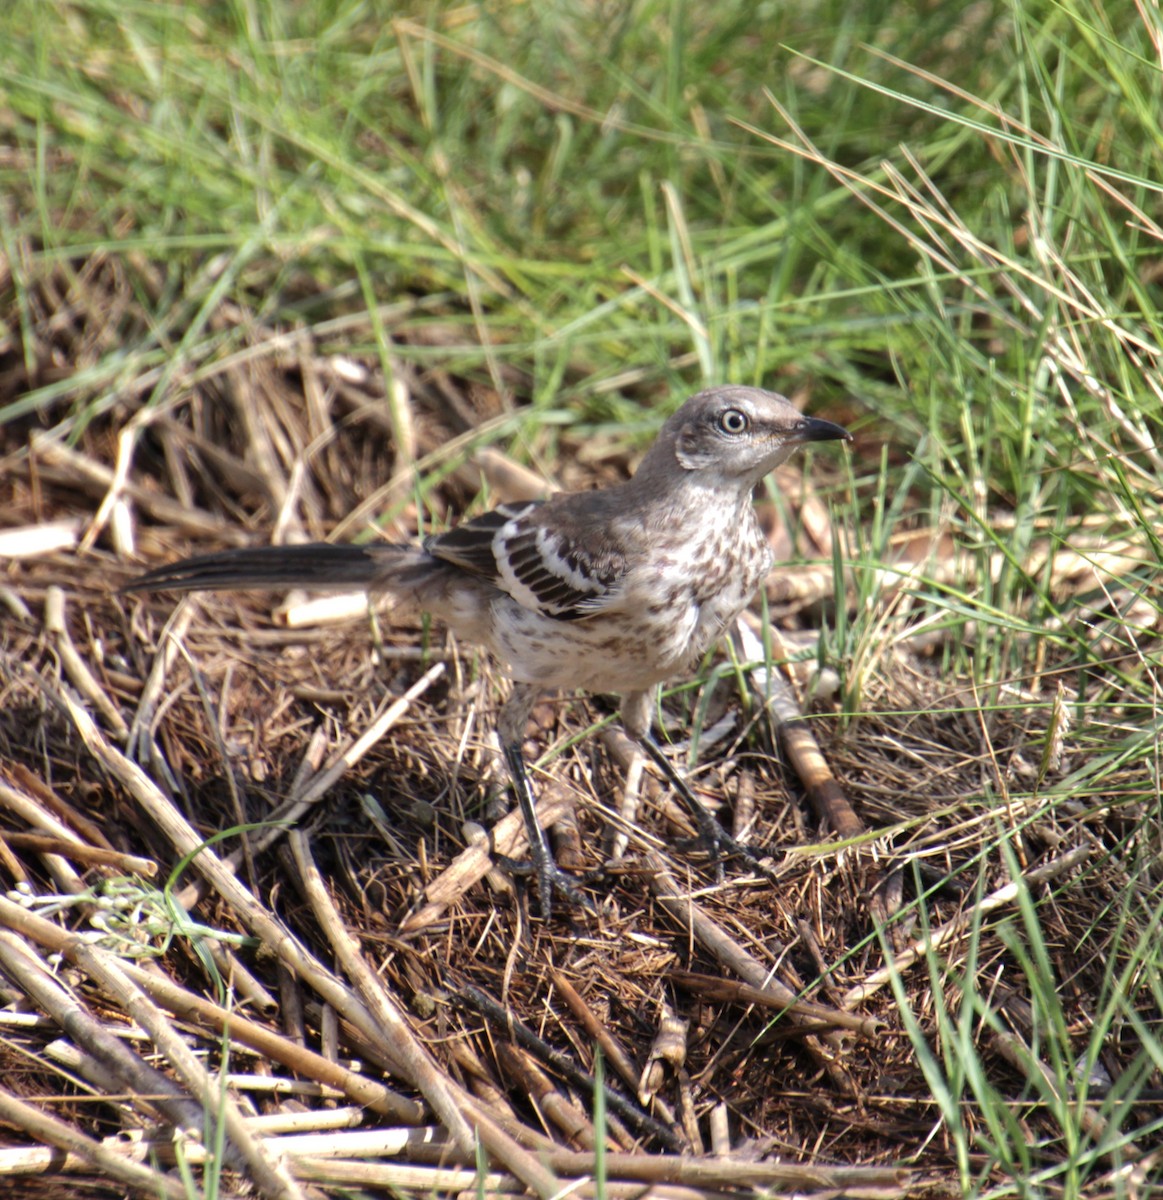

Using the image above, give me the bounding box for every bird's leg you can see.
[634,734,729,878]
[607,743,645,862]
[497,683,591,918]
[623,690,772,882]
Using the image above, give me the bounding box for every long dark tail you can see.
[123,543,414,594]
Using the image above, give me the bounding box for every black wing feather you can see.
[424,498,627,620]
[422,502,535,580]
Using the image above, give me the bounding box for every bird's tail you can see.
[123,542,422,595]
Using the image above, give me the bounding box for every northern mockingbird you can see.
[126,385,850,915]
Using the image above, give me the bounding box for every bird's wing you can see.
[422,503,523,579]
[424,500,627,621]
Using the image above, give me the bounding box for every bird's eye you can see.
[718,408,749,435]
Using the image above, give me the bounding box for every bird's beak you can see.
[789,415,852,444]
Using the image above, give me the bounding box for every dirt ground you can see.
[1,292,1158,1197]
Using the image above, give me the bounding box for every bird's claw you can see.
[639,732,778,886]
[674,814,769,883]
[539,859,596,918]
[495,848,596,919]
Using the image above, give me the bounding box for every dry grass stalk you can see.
[287,829,474,1152]
[0,892,425,1119]
[0,519,81,558]
[735,617,865,841]
[841,843,1093,1010]
[0,1086,192,1200]
[70,941,306,1199]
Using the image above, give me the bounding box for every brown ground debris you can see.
[1,269,1159,1198]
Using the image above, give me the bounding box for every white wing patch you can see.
[493,519,623,620]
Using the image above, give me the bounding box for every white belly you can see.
[490,594,699,694]
[488,521,771,696]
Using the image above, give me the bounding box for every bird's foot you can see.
[501,739,598,919]
[494,847,597,919]
[638,733,778,885]
[672,812,763,882]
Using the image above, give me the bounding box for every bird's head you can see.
[640,385,851,492]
